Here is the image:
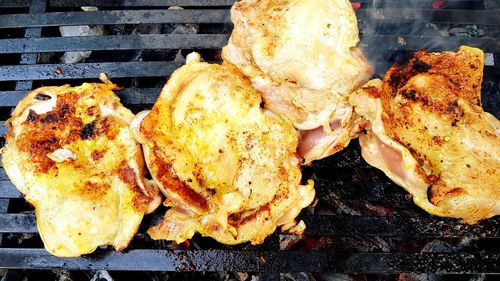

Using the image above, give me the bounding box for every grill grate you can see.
[0,0,499,280]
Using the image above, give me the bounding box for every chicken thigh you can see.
[132,53,315,245]
[222,0,372,163]
[2,83,161,256]
[350,46,500,223]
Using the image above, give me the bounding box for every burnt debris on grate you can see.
[0,0,500,281]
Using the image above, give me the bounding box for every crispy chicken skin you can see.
[350,46,500,223]
[222,0,372,163]
[132,53,315,245]
[2,83,161,257]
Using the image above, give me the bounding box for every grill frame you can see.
[0,0,499,280]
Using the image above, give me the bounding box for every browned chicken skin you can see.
[2,83,161,256]
[350,46,500,223]
[132,53,315,245]
[222,0,372,163]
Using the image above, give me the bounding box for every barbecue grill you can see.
[0,0,499,280]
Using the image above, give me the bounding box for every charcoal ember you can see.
[106,23,162,37]
[0,270,25,281]
[311,140,366,169]
[53,270,73,281]
[166,6,199,35]
[399,240,454,281]
[455,237,480,251]
[5,232,36,245]
[313,273,352,281]
[90,270,113,281]
[280,235,302,250]
[448,25,484,37]
[283,235,391,253]
[104,23,164,63]
[421,240,454,253]
[235,272,249,281]
[398,274,441,281]
[282,272,315,281]
[59,7,104,64]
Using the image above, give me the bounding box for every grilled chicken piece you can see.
[132,53,315,245]
[222,0,372,163]
[2,83,161,257]
[350,46,500,223]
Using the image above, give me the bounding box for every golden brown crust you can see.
[152,157,209,213]
[136,53,315,245]
[351,46,500,223]
[222,0,372,163]
[2,82,161,256]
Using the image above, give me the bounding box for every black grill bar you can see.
[49,0,237,7]
[0,34,230,54]
[359,36,500,52]
[1,213,498,238]
[0,0,30,8]
[1,62,498,82]
[47,0,487,8]
[0,61,182,81]
[356,8,500,25]
[0,10,231,28]
[2,0,488,9]
[2,35,500,54]
[0,249,498,274]
[0,87,497,111]
[14,0,46,92]
[1,9,500,29]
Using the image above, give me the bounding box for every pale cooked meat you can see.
[350,46,500,223]
[222,0,372,163]
[2,83,161,257]
[132,53,315,245]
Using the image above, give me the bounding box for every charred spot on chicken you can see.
[2,83,162,257]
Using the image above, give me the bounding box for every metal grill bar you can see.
[0,1,488,9]
[1,213,498,238]
[1,9,499,29]
[0,1,30,8]
[0,249,498,273]
[47,0,485,8]
[14,0,46,92]
[359,36,500,52]
[1,63,499,82]
[0,10,231,28]
[356,8,500,24]
[0,61,182,81]
[0,34,230,54]
[1,35,500,54]
[49,0,237,7]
